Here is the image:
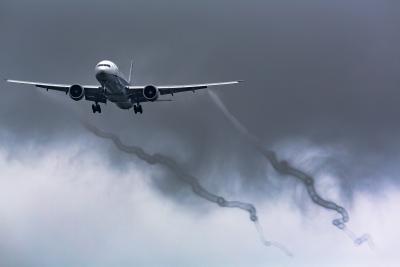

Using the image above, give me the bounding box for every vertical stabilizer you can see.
[128,60,133,84]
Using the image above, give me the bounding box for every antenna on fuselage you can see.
[128,60,133,85]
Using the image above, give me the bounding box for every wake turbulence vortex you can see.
[208,90,372,248]
[83,122,293,257]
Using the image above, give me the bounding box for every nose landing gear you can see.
[133,104,143,114]
[92,103,102,113]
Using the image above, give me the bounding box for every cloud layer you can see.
[0,136,398,267]
[1,0,400,266]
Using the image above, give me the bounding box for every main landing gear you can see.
[92,103,101,114]
[133,104,143,114]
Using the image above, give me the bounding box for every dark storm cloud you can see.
[1,0,400,202]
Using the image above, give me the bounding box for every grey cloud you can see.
[0,0,399,206]
[1,1,400,265]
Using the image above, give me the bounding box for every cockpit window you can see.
[98,64,111,67]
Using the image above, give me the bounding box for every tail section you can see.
[128,60,133,84]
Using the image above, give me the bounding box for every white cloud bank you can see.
[0,139,398,267]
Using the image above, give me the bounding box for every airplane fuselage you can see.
[95,60,133,109]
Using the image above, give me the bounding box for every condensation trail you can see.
[82,121,293,257]
[208,90,372,247]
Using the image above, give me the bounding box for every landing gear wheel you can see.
[92,103,102,114]
[133,104,143,114]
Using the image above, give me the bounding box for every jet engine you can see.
[143,85,159,101]
[69,84,85,101]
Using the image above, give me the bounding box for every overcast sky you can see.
[0,0,399,266]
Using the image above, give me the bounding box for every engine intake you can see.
[143,85,159,101]
[69,84,84,101]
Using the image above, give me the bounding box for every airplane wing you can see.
[6,79,99,91]
[128,80,242,96]
[5,79,106,103]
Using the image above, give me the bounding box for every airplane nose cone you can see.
[96,68,105,74]
[95,60,117,78]
[95,67,108,81]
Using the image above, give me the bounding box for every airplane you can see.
[6,60,242,114]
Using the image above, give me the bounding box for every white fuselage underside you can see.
[95,60,133,109]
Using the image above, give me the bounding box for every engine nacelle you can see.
[69,84,85,101]
[143,85,159,101]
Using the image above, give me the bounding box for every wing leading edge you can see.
[6,79,99,92]
[6,79,105,103]
[128,80,243,95]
